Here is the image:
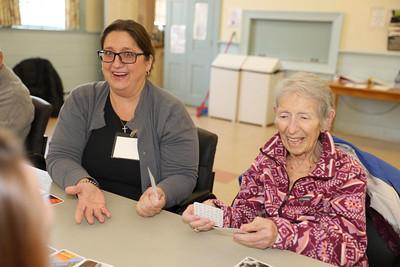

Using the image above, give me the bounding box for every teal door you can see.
[164,0,221,106]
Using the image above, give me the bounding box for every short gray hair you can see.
[274,72,334,126]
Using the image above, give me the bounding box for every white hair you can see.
[274,72,334,129]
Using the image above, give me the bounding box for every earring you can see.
[146,70,150,76]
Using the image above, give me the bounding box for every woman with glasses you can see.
[183,72,368,267]
[47,19,198,224]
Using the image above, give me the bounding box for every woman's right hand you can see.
[65,182,111,225]
[182,200,216,232]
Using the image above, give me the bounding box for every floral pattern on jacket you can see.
[214,132,368,267]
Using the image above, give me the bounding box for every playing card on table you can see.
[50,249,84,267]
[41,192,64,206]
[48,246,57,255]
[75,259,114,267]
[234,256,272,267]
[193,202,223,227]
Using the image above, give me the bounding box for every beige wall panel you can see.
[221,0,400,54]
[85,0,104,32]
[104,0,139,26]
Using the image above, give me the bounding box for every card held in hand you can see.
[193,202,223,227]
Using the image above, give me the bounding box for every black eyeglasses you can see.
[97,50,146,64]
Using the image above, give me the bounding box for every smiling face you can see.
[274,92,323,158]
[101,31,152,95]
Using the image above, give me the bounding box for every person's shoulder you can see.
[65,81,108,109]
[0,65,25,87]
[334,145,358,164]
[0,65,30,96]
[334,146,367,181]
[66,81,108,103]
[69,81,107,97]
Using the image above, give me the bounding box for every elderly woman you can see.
[0,129,51,267]
[47,19,198,224]
[183,72,368,267]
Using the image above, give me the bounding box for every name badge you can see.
[112,133,139,160]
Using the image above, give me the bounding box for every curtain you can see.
[0,0,21,26]
[66,0,80,30]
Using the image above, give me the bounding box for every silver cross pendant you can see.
[122,125,128,134]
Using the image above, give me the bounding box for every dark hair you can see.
[0,129,49,267]
[100,19,155,70]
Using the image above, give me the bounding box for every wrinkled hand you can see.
[136,187,166,217]
[65,183,111,225]
[233,217,278,249]
[182,200,216,232]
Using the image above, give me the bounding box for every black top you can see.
[82,95,141,200]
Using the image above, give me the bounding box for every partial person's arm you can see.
[212,151,267,226]
[269,168,367,267]
[46,85,111,224]
[46,88,92,188]
[0,65,34,140]
[157,102,199,208]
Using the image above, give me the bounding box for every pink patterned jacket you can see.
[214,132,368,267]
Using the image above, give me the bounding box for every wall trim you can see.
[240,10,343,74]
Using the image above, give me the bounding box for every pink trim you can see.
[325,131,335,155]
[264,135,279,152]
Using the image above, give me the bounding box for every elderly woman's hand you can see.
[182,200,216,232]
[233,217,278,249]
[136,187,166,217]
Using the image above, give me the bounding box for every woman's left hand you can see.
[233,217,278,249]
[136,187,166,217]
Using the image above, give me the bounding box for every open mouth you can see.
[287,137,304,146]
[112,71,128,79]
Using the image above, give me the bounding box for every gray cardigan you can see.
[0,65,34,140]
[46,80,199,208]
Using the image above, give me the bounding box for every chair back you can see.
[25,96,52,157]
[196,127,218,192]
[167,127,218,214]
[13,58,64,116]
[366,207,400,267]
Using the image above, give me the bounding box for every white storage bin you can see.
[208,54,247,121]
[238,56,283,126]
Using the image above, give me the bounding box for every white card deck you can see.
[193,202,223,227]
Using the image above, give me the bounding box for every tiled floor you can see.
[46,108,400,205]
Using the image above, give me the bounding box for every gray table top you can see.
[34,167,332,267]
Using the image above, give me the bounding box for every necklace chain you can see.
[110,93,136,134]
